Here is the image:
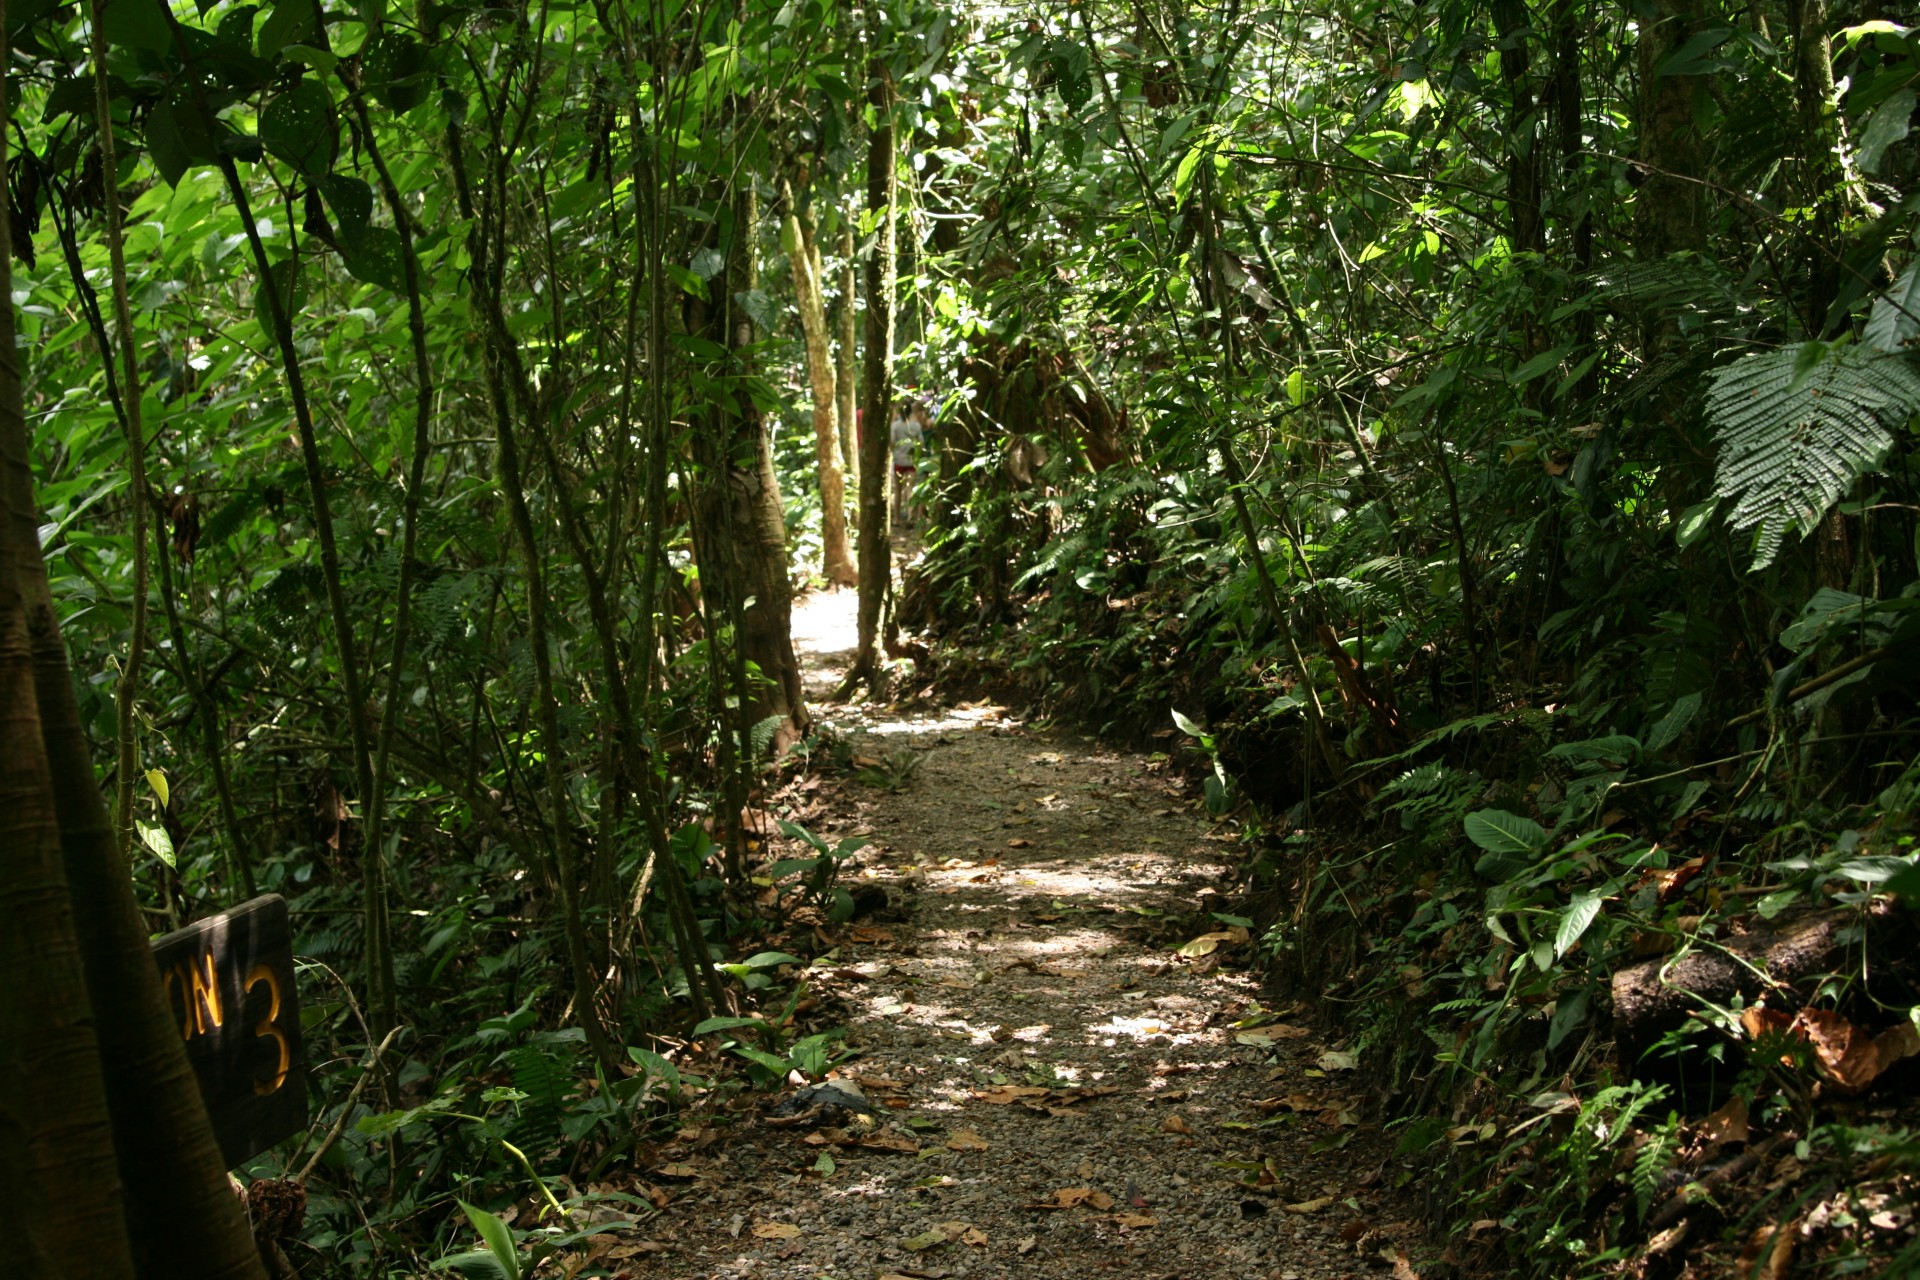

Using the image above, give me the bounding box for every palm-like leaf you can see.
[1706,343,1920,568]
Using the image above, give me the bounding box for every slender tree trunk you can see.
[835,221,858,483]
[784,179,857,586]
[90,0,150,862]
[451,117,622,1074]
[841,34,897,699]
[345,83,438,1042]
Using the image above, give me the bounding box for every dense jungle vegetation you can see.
[2,0,1919,1274]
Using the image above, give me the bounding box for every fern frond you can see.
[1707,343,1920,569]
[748,713,785,759]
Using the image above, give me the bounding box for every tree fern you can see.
[1706,342,1920,569]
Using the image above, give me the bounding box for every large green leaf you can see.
[1553,893,1603,958]
[455,1201,521,1280]
[342,225,405,292]
[146,89,226,187]
[98,0,172,52]
[367,32,434,113]
[261,79,336,176]
[317,173,374,251]
[1463,808,1547,856]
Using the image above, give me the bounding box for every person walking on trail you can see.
[890,398,927,530]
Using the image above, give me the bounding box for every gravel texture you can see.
[581,590,1430,1280]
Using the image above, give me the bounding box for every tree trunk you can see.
[688,185,809,740]
[841,34,897,699]
[784,180,856,586]
[0,46,264,1273]
[835,221,858,484]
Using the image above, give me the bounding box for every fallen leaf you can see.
[975,1085,1052,1104]
[1697,1095,1749,1149]
[1391,1247,1422,1279]
[856,1130,922,1154]
[937,1221,988,1246]
[946,1129,990,1152]
[1178,930,1236,958]
[1160,1112,1192,1135]
[1017,1235,1037,1255]
[901,1229,950,1252]
[1108,1212,1158,1227]
[1316,1049,1359,1071]
[1736,1219,1798,1280]
[752,1222,803,1239]
[1008,838,1033,849]
[1796,1011,1920,1091]
[604,1241,676,1259]
[656,1162,699,1179]
[1285,1196,1334,1214]
[1029,1187,1115,1210]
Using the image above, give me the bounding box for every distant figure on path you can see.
[890,398,927,529]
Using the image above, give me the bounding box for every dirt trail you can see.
[637,589,1420,1280]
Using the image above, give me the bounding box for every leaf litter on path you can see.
[644,588,1437,1280]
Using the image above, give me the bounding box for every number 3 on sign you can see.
[245,963,291,1096]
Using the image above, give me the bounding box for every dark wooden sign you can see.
[151,894,307,1167]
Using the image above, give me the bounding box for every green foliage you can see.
[1706,342,1920,568]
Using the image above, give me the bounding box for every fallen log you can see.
[1611,912,1847,1066]
[1611,904,1916,1069]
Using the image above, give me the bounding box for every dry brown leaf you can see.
[1160,1112,1192,1135]
[946,1128,990,1152]
[857,1130,922,1154]
[1108,1212,1158,1227]
[656,1162,699,1179]
[1285,1196,1335,1214]
[1029,1187,1116,1210]
[1873,1019,1920,1076]
[1796,1009,1886,1091]
[1736,1220,1798,1280]
[1391,1247,1421,1279]
[752,1222,803,1239]
[975,1085,1052,1104]
[936,1221,989,1246]
[1016,1235,1037,1255]
[1008,838,1034,849]
[1698,1095,1750,1149]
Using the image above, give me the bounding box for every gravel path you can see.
[590,590,1426,1280]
